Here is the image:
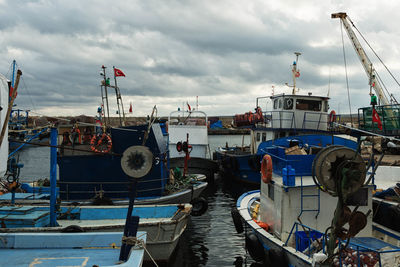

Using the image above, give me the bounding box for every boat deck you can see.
[0,232,146,267]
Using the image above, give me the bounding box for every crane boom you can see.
[331,12,390,105]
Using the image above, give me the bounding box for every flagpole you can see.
[113,66,122,126]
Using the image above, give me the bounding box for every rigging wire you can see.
[349,17,400,91]
[340,20,354,127]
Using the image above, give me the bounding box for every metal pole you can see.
[102,66,111,127]
[113,66,122,126]
[50,127,58,227]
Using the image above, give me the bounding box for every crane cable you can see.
[340,20,354,127]
[348,17,399,104]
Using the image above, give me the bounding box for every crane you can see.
[331,12,390,105]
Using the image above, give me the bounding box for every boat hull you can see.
[0,204,192,262]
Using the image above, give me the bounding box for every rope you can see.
[349,17,400,100]
[122,234,159,267]
[340,20,354,127]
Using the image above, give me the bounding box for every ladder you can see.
[298,176,320,219]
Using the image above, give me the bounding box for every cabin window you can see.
[284,98,294,110]
[256,132,261,141]
[296,99,322,111]
[278,99,282,109]
[262,133,266,141]
[268,184,274,200]
[273,99,278,109]
[324,101,329,112]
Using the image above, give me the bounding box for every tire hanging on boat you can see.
[245,232,265,262]
[268,248,289,267]
[231,207,244,234]
[190,197,208,216]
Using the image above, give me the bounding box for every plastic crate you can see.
[295,230,323,252]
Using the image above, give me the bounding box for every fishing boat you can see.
[168,107,218,183]
[8,108,50,152]
[0,203,191,262]
[54,66,208,208]
[0,231,146,267]
[232,142,400,266]
[215,53,336,185]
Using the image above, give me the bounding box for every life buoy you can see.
[329,110,336,123]
[248,112,254,124]
[260,154,273,183]
[90,133,112,153]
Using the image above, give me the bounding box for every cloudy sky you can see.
[1,0,400,117]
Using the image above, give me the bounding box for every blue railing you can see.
[285,222,400,266]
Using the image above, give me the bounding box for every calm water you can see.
[15,134,262,267]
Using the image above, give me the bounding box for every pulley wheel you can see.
[313,146,366,196]
[121,145,153,179]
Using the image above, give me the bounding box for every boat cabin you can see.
[168,110,209,159]
[251,94,329,153]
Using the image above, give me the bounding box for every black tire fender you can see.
[245,232,265,262]
[231,207,244,234]
[191,197,208,216]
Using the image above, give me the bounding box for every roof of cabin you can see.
[270,93,329,100]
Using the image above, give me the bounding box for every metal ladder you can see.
[298,176,320,219]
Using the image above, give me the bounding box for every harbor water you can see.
[16,134,261,267]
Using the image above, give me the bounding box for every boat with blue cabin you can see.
[216,53,334,185]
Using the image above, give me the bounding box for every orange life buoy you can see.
[329,110,336,123]
[260,154,273,183]
[248,112,254,123]
[70,128,81,144]
[90,133,112,153]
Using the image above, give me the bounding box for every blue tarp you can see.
[210,120,223,129]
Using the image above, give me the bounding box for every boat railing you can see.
[58,179,167,201]
[261,111,296,130]
[358,104,400,136]
[302,112,328,131]
[8,127,49,157]
[168,110,208,126]
[285,222,325,257]
[285,222,400,265]
[259,147,314,177]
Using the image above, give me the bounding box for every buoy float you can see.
[260,154,273,183]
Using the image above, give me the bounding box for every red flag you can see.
[187,103,191,111]
[129,102,132,113]
[114,68,125,77]
[372,108,383,130]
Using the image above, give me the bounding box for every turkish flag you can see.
[372,108,383,130]
[129,102,132,113]
[114,68,125,77]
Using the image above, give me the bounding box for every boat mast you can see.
[113,66,126,126]
[292,52,301,94]
[100,65,111,127]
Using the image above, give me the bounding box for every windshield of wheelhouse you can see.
[295,99,322,111]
